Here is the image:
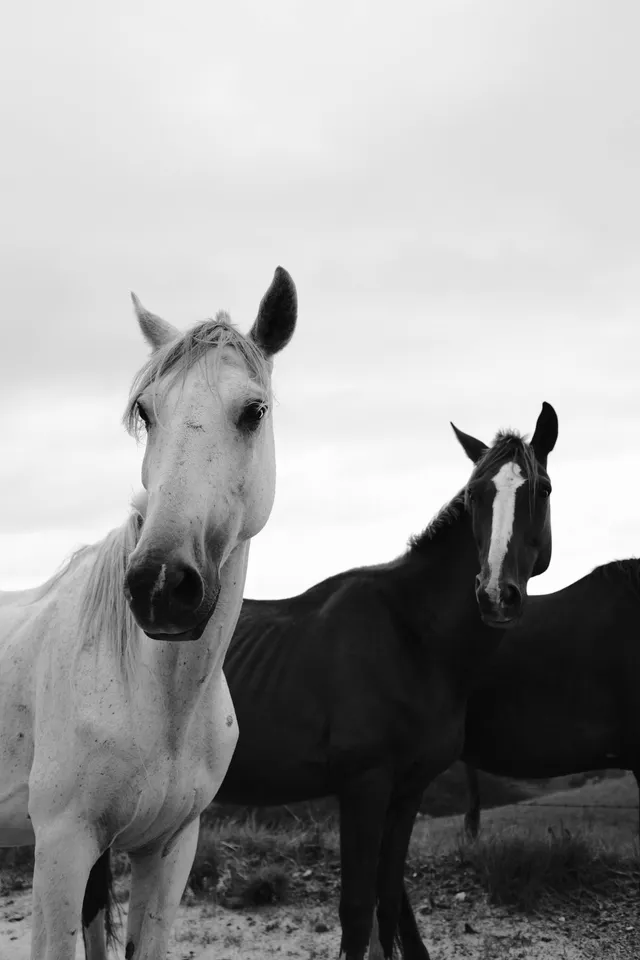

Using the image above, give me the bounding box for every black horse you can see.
[459,558,640,838]
[83,403,558,960]
[388,557,640,960]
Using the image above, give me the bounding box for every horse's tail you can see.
[463,763,481,839]
[394,924,405,959]
[394,883,423,959]
[82,849,118,954]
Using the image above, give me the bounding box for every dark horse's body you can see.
[82,409,558,960]
[387,559,640,960]
[218,514,499,960]
[220,549,488,810]
[461,559,640,837]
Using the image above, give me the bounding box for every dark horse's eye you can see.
[136,402,150,430]
[539,487,551,499]
[240,401,268,432]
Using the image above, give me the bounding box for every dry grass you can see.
[188,776,640,917]
[0,847,33,895]
[455,825,639,912]
[409,774,640,917]
[188,814,340,907]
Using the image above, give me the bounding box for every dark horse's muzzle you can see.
[475,574,524,628]
[124,549,220,641]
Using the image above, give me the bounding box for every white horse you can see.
[0,267,297,960]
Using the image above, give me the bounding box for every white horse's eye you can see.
[240,401,268,431]
[136,401,150,430]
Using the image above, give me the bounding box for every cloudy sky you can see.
[1,0,638,601]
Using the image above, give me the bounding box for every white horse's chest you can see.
[107,676,239,851]
[24,662,238,854]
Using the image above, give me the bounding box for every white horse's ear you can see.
[131,293,180,351]
[249,267,297,357]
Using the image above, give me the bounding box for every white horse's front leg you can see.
[30,816,100,960]
[125,817,200,960]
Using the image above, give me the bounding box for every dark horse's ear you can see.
[530,401,558,466]
[249,267,297,357]
[451,423,489,464]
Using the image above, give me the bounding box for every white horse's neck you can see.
[134,541,249,728]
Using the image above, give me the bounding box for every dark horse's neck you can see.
[390,496,502,685]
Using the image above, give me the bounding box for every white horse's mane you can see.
[77,508,142,684]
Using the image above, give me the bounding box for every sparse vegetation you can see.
[188,815,340,907]
[454,825,639,912]
[190,772,640,917]
[0,846,33,895]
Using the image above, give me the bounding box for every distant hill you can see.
[420,763,534,816]
[420,763,629,816]
[416,771,639,858]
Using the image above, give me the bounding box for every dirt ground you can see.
[3,881,636,960]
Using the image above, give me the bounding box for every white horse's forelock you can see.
[123,315,272,439]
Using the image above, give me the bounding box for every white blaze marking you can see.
[486,462,525,604]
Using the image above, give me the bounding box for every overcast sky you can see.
[1,0,638,601]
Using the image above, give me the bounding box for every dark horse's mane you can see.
[591,557,640,596]
[408,431,537,555]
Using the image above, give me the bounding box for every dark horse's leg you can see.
[374,782,429,960]
[464,764,481,839]
[396,884,429,960]
[338,768,394,960]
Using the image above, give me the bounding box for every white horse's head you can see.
[123,267,296,641]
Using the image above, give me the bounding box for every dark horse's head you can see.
[451,402,558,629]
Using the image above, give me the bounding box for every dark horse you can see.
[459,557,640,839]
[387,557,640,960]
[83,403,558,960]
